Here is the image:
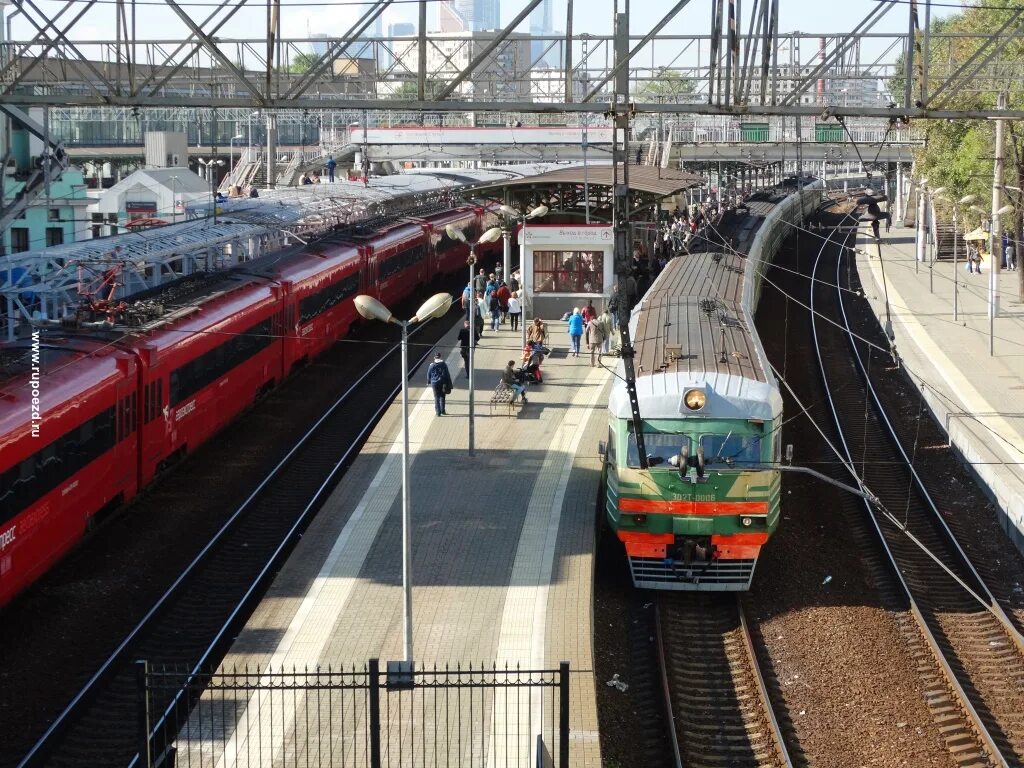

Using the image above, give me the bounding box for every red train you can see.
[0,203,500,607]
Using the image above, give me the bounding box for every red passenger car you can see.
[133,271,284,485]
[0,200,507,607]
[0,339,139,606]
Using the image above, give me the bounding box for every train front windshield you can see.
[626,432,691,468]
[700,433,762,466]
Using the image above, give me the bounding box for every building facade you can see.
[394,31,531,100]
[438,0,500,32]
[2,169,91,254]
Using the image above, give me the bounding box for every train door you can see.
[113,356,140,502]
[362,244,379,299]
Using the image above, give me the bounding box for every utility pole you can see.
[990,90,1007,356]
[611,6,647,469]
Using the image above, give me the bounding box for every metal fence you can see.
[136,659,570,768]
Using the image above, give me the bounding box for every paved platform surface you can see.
[858,230,1024,552]
[176,313,610,767]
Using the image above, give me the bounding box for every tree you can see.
[635,70,696,103]
[386,79,444,100]
[896,2,1024,292]
[287,53,323,74]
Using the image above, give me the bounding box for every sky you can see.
[5,0,960,70]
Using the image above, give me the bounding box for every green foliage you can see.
[287,53,322,74]
[635,70,696,102]
[900,1,1024,216]
[387,79,444,100]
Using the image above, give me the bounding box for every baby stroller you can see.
[518,343,545,384]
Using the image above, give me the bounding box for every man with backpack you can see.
[427,352,453,416]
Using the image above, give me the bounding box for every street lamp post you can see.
[197,157,226,224]
[926,186,945,294]
[445,224,503,457]
[949,194,977,322]
[228,134,244,181]
[498,204,549,349]
[353,291,453,670]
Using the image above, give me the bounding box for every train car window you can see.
[168,317,273,407]
[626,432,691,468]
[379,243,426,282]
[298,272,359,325]
[0,405,117,524]
[606,427,617,465]
[699,434,762,466]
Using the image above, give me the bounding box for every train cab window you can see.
[699,433,762,467]
[626,432,691,469]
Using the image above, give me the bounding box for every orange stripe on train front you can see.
[618,498,769,515]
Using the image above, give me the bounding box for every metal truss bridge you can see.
[0,0,1022,119]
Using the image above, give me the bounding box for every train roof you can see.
[0,340,130,447]
[609,194,787,423]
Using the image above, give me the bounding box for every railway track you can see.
[657,595,792,768]
[15,307,461,768]
[811,211,1024,767]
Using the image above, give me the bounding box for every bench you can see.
[489,382,520,417]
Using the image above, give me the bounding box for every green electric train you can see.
[605,206,784,590]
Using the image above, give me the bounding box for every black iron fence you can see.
[136,659,570,768]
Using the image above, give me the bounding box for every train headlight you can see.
[741,516,753,527]
[683,389,706,411]
[632,514,647,525]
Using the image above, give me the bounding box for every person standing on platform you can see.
[477,292,488,336]
[427,352,453,416]
[586,313,608,367]
[326,156,336,183]
[474,268,487,295]
[567,308,584,358]
[581,299,597,324]
[457,320,475,378]
[508,292,522,331]
[509,271,520,294]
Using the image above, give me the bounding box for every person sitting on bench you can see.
[502,360,527,405]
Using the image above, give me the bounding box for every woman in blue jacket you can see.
[567,308,584,358]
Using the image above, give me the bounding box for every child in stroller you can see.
[518,342,546,384]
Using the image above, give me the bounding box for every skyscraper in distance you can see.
[529,0,555,66]
[438,0,500,32]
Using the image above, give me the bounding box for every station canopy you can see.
[469,163,705,221]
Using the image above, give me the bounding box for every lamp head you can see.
[445,224,467,243]
[959,194,978,205]
[931,186,946,196]
[354,295,394,324]
[970,205,985,214]
[997,204,1015,216]
[477,226,503,245]
[498,204,519,217]
[526,204,549,219]
[412,292,453,323]
[232,134,244,140]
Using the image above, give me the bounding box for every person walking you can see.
[427,352,453,416]
[477,292,488,336]
[581,299,597,324]
[474,268,487,295]
[495,281,511,324]
[508,292,522,331]
[489,292,501,331]
[586,313,607,367]
[502,360,527,405]
[457,320,475,378]
[325,156,337,183]
[567,308,584,358]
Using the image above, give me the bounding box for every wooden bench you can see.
[489,382,519,417]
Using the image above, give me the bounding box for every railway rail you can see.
[656,595,792,768]
[14,307,460,768]
[811,208,1024,767]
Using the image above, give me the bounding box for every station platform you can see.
[858,230,1024,553]
[176,314,610,766]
